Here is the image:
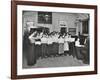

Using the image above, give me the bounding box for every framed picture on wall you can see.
[38,12,52,24]
[11,0,97,79]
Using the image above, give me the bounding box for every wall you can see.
[22,11,52,33]
[23,11,89,36]
[0,0,99,80]
[52,12,77,32]
[23,11,82,34]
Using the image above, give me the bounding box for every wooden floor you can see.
[23,54,88,69]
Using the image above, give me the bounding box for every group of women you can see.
[23,29,76,66]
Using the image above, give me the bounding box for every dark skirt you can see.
[69,42,76,57]
[27,43,36,66]
[48,44,54,56]
[75,47,83,60]
[69,42,75,56]
[52,42,58,56]
[41,44,47,58]
[35,44,42,59]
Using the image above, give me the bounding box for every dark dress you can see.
[41,37,47,58]
[41,43,47,58]
[81,37,90,64]
[47,43,53,57]
[75,39,84,60]
[35,39,41,59]
[52,42,59,56]
[23,31,36,66]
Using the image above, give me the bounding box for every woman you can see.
[64,33,69,56]
[48,33,54,57]
[47,34,53,57]
[27,31,37,66]
[52,33,59,57]
[41,33,48,58]
[75,38,84,60]
[23,29,31,65]
[58,35,64,56]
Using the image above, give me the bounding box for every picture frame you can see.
[11,0,97,79]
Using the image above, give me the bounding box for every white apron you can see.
[64,36,69,51]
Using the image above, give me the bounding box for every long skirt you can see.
[35,44,41,59]
[27,43,36,66]
[52,42,59,56]
[47,44,53,57]
[69,42,76,57]
[75,47,84,60]
[41,44,47,58]
[47,44,52,57]
[69,42,74,56]
[55,43,59,56]
[59,43,64,54]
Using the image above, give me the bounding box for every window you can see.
[38,12,52,24]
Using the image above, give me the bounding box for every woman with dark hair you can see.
[52,33,59,57]
[23,29,31,65]
[23,27,37,66]
[27,31,37,65]
[75,38,84,60]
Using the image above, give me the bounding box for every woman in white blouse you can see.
[75,38,84,60]
[47,34,53,57]
[64,33,69,55]
[41,34,48,58]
